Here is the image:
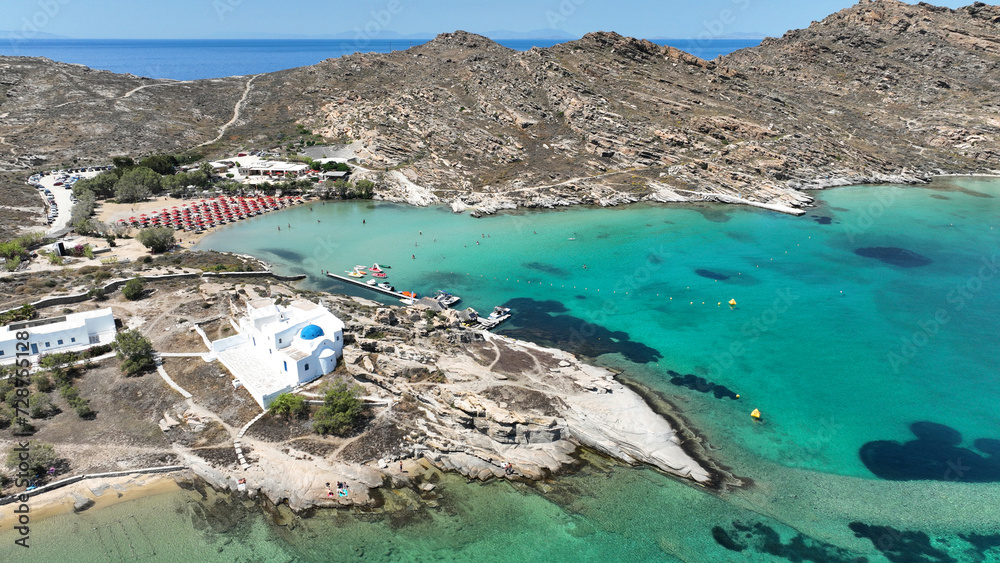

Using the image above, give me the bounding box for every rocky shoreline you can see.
[0,269,736,517]
[365,168,1000,218]
[173,295,734,514]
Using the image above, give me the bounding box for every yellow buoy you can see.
[729,299,737,307]
[736,394,741,399]
[750,408,761,420]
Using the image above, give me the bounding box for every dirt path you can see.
[122,80,193,99]
[196,75,259,148]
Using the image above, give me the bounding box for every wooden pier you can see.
[326,272,410,300]
[326,271,510,330]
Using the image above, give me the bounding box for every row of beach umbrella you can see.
[117,195,304,231]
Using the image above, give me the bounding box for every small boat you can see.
[377,282,394,291]
[488,306,511,321]
[354,265,368,272]
[401,291,417,298]
[434,290,461,307]
[366,279,377,286]
[372,272,387,278]
[346,269,365,278]
[369,263,383,273]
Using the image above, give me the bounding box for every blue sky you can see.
[5,0,973,39]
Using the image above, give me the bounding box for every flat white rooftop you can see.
[217,342,291,404]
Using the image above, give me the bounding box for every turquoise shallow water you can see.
[5,179,997,561]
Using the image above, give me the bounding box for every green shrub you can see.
[84,344,114,358]
[32,374,55,393]
[122,277,145,300]
[39,352,79,368]
[114,329,155,376]
[28,394,54,419]
[136,227,175,253]
[312,380,364,436]
[269,393,308,419]
[5,442,58,478]
[59,385,93,418]
[0,304,36,326]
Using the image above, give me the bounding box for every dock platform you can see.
[326,272,409,300]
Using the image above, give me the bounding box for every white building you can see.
[0,308,116,364]
[236,161,310,178]
[212,298,344,408]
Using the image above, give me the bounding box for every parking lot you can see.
[27,166,111,234]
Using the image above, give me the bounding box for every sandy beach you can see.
[0,472,188,528]
[95,196,234,248]
[5,194,300,277]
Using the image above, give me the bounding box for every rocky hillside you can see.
[0,59,249,169]
[2,0,999,215]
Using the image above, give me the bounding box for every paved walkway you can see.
[159,352,210,358]
[233,411,268,470]
[154,358,193,399]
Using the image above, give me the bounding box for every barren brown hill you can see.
[1,0,998,216]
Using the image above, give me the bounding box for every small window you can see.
[0,350,4,356]
[57,339,63,345]
[283,361,287,371]
[45,342,51,348]
[70,337,76,343]
[279,338,282,344]
[304,363,309,371]
[252,337,256,346]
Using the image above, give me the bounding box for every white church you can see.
[212,298,345,408]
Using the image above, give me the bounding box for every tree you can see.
[334,179,351,199]
[73,171,118,199]
[312,380,364,436]
[355,179,375,199]
[199,162,215,179]
[112,156,136,172]
[115,166,161,202]
[121,277,145,301]
[113,329,155,376]
[136,227,175,253]
[138,154,178,176]
[268,393,308,419]
[322,161,350,172]
[5,442,60,479]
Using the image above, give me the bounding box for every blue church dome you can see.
[300,324,325,340]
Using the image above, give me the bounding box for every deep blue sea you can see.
[0,38,760,80]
